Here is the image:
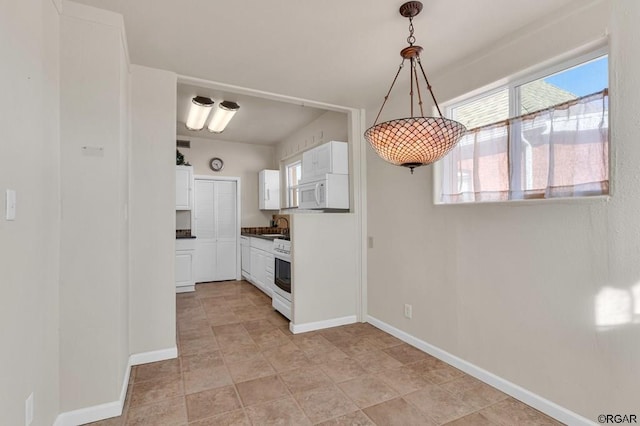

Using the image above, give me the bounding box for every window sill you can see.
[433,194,611,207]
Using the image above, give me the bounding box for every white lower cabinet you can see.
[176,238,196,292]
[241,236,251,279]
[243,237,274,297]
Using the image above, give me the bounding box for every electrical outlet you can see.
[404,304,412,319]
[25,392,34,426]
[368,236,374,249]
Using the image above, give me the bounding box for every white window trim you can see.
[433,41,609,206]
[282,156,302,209]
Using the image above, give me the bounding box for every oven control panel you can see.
[273,239,291,255]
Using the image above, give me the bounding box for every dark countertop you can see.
[241,233,289,241]
[176,235,197,239]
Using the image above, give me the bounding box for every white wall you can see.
[275,110,348,161]
[292,214,359,326]
[284,108,364,330]
[180,136,275,226]
[0,0,61,424]
[367,0,639,420]
[58,1,130,412]
[130,65,177,355]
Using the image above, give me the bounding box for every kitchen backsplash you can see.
[241,227,288,235]
[242,214,290,235]
[176,229,192,238]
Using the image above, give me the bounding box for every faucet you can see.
[274,217,289,233]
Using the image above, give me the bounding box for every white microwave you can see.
[298,174,349,210]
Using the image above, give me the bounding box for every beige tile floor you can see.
[87,280,563,426]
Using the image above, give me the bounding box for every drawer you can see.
[176,238,196,251]
[250,237,273,252]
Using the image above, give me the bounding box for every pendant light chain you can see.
[416,57,444,118]
[410,58,415,117]
[407,17,424,117]
[413,62,425,117]
[372,60,406,126]
[407,17,416,46]
[364,1,467,173]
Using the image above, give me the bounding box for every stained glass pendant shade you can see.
[364,1,466,174]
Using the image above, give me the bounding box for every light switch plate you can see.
[25,392,34,426]
[5,189,16,220]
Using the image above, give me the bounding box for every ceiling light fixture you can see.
[207,101,240,133]
[364,1,466,174]
[186,96,214,131]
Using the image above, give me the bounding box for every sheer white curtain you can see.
[441,123,509,203]
[441,89,608,203]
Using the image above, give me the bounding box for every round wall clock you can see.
[209,157,224,172]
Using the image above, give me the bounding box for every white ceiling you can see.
[72,0,577,143]
[176,83,327,145]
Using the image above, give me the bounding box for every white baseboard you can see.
[290,315,357,334]
[53,347,178,426]
[367,315,594,426]
[53,363,130,426]
[129,347,177,366]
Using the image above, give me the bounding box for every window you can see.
[439,50,609,204]
[285,160,302,208]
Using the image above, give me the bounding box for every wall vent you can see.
[177,139,191,149]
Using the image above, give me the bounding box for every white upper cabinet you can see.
[302,141,349,182]
[259,169,280,210]
[176,165,193,210]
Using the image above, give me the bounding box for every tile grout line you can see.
[117,281,560,426]
[239,309,311,424]
[275,370,313,424]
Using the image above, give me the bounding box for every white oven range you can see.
[272,238,291,320]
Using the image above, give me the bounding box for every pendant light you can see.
[364,1,466,174]
[186,96,214,131]
[208,101,240,133]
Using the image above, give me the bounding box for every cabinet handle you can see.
[314,182,321,205]
[266,188,270,200]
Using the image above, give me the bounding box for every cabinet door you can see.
[250,248,259,286]
[313,142,333,177]
[259,170,280,210]
[258,171,266,210]
[301,149,316,182]
[259,250,268,291]
[176,167,192,210]
[301,142,348,182]
[175,252,193,287]
[241,242,251,276]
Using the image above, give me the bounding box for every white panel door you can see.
[194,179,238,283]
[194,180,216,282]
[214,180,237,281]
